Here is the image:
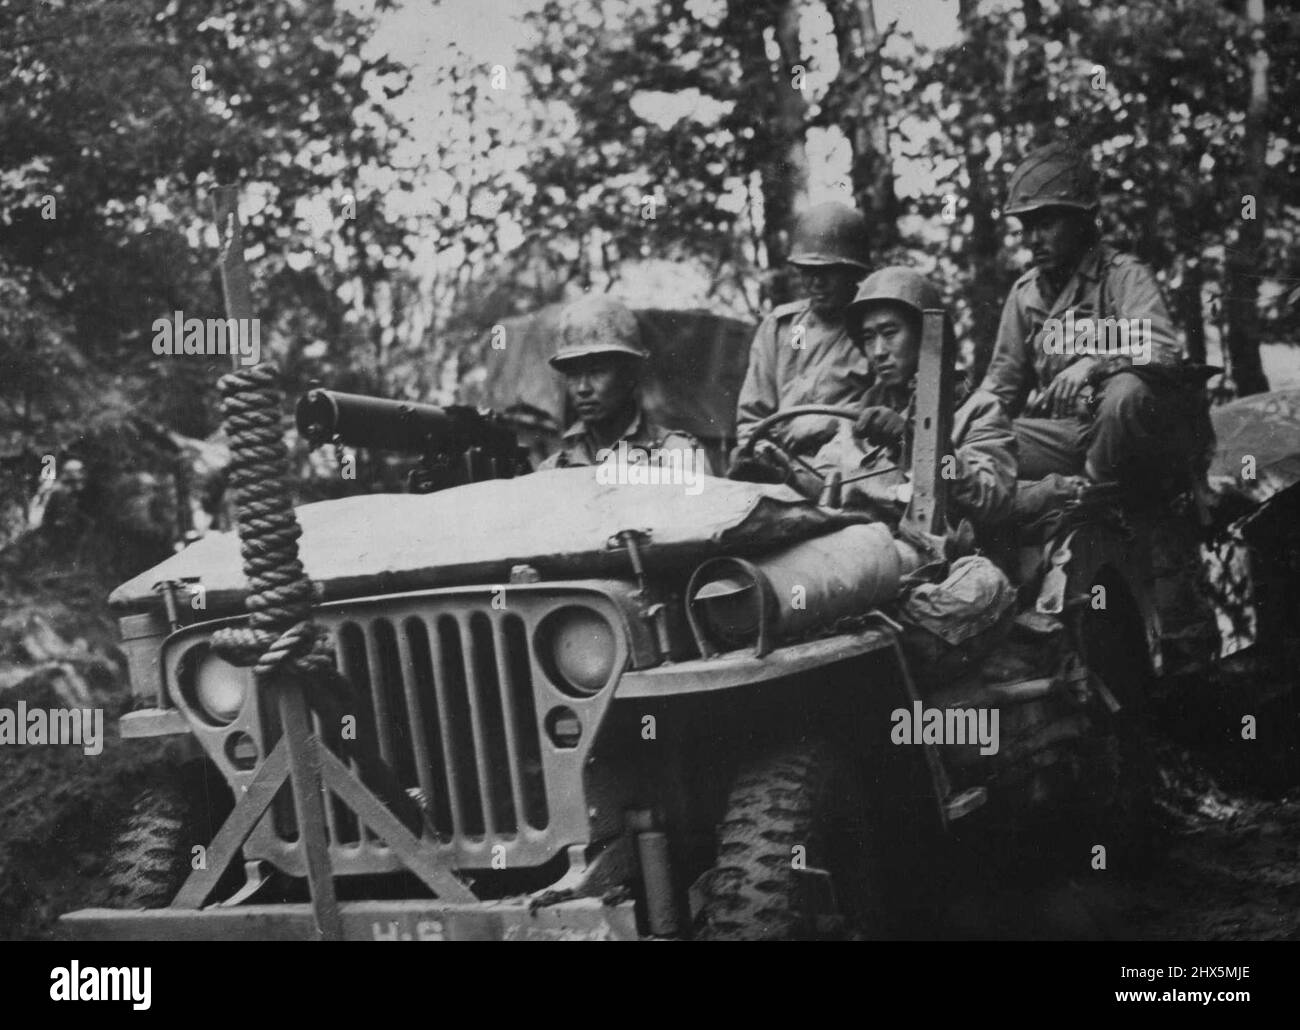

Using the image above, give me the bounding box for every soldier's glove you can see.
[727,441,790,485]
[783,417,839,456]
[853,406,906,450]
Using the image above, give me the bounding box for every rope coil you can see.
[209,363,332,682]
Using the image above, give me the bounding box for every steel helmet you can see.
[548,295,648,369]
[788,203,871,271]
[846,266,943,326]
[1004,142,1099,217]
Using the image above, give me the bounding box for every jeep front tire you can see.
[695,740,876,940]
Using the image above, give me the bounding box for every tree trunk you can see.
[955,0,1008,383]
[771,0,811,212]
[726,0,810,305]
[823,0,899,257]
[1176,254,1206,365]
[1015,0,1052,149]
[963,131,1003,385]
[1224,0,1270,396]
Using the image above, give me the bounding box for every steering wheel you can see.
[736,404,895,487]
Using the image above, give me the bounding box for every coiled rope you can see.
[208,363,331,682]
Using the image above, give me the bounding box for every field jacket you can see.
[806,387,1018,534]
[735,299,872,446]
[979,243,1183,418]
[539,409,716,475]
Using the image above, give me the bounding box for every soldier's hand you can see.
[784,417,839,456]
[853,406,906,449]
[727,441,790,485]
[1039,359,1098,418]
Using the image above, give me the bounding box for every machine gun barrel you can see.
[296,389,515,456]
[295,388,528,491]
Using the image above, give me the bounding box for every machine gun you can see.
[295,389,531,493]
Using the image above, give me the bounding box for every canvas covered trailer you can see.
[461,305,755,470]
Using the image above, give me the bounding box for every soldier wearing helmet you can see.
[731,203,873,468]
[799,267,1017,539]
[980,142,1185,494]
[538,295,716,474]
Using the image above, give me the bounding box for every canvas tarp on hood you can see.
[109,468,869,613]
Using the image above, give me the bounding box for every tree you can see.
[515,0,911,308]
[724,0,811,301]
[821,0,899,256]
[0,0,420,439]
[1224,0,1271,396]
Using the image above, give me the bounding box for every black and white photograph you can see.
[0,0,1298,980]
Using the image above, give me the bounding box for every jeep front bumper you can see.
[62,896,639,941]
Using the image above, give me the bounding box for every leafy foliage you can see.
[2,0,1298,470]
[0,0,419,439]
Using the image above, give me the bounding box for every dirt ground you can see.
[0,701,176,941]
[941,739,1300,941]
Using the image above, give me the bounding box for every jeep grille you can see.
[331,612,549,839]
[228,588,626,878]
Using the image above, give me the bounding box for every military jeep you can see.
[57,300,1207,943]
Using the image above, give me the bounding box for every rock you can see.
[16,613,74,663]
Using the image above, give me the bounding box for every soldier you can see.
[731,203,873,469]
[799,268,1017,543]
[538,295,716,475]
[979,142,1186,497]
[37,457,92,546]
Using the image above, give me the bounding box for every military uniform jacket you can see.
[735,299,872,446]
[809,386,1017,532]
[979,243,1183,418]
[538,409,717,475]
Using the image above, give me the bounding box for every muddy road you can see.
[940,670,1300,941]
[941,746,1300,941]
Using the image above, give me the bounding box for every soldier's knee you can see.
[1095,372,1158,433]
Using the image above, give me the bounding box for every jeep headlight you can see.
[538,607,618,697]
[192,649,251,724]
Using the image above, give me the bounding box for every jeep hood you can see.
[110,469,865,613]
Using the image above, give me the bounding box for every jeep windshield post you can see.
[901,308,954,557]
